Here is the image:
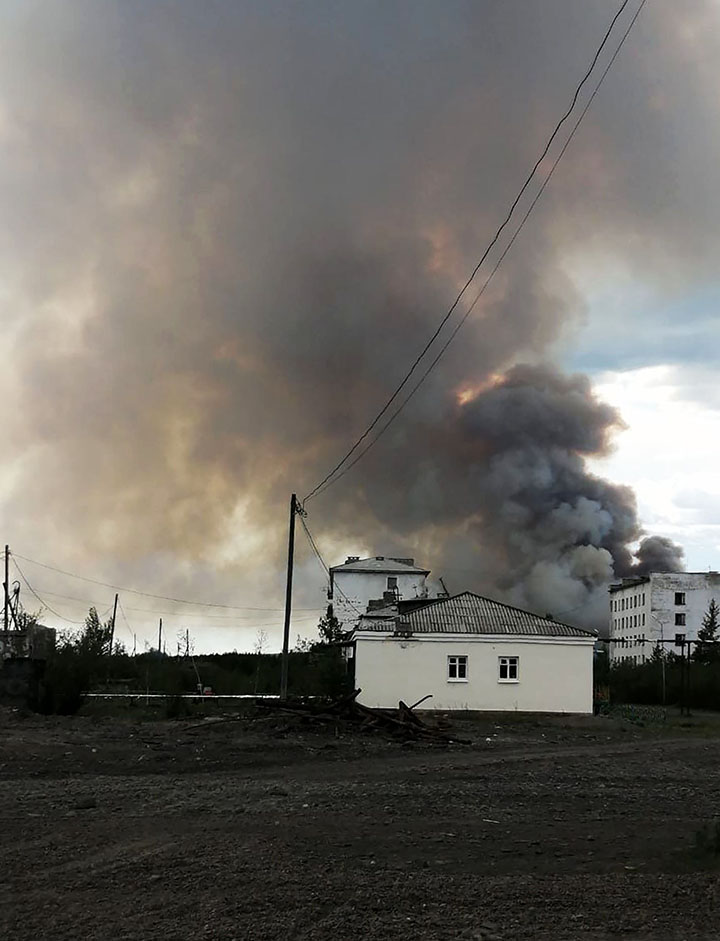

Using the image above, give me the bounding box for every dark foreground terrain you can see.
[1,704,719,940]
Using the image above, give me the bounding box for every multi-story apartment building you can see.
[608,571,720,664]
[329,556,435,630]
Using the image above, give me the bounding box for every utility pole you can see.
[133,633,137,656]
[108,593,119,655]
[185,628,189,657]
[3,545,8,633]
[158,618,163,655]
[280,493,298,700]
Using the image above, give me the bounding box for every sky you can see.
[1,0,719,652]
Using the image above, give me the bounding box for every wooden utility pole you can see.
[158,618,163,655]
[3,545,8,633]
[108,593,119,655]
[279,494,298,700]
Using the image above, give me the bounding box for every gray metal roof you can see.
[358,591,595,638]
[330,556,430,575]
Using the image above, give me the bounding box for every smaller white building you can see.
[608,571,720,664]
[329,556,434,631]
[350,591,596,713]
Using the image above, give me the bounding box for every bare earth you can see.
[1,706,719,941]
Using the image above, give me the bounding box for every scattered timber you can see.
[255,689,471,744]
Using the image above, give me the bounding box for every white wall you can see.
[333,570,428,627]
[353,633,594,713]
[609,572,720,663]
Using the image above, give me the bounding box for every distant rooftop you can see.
[357,591,595,638]
[609,571,720,592]
[330,556,430,575]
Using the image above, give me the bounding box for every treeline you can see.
[596,655,720,711]
[37,607,348,714]
[597,598,720,711]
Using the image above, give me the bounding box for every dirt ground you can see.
[1,703,720,941]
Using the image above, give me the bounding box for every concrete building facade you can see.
[351,591,596,713]
[329,556,432,630]
[608,571,720,663]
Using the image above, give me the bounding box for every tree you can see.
[694,599,720,664]
[15,608,42,631]
[317,611,344,645]
[73,607,114,659]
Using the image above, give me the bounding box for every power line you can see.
[309,0,647,500]
[303,0,640,504]
[10,551,320,612]
[17,586,116,608]
[123,604,324,619]
[117,597,136,641]
[298,516,362,618]
[11,557,85,624]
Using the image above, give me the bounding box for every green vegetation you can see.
[695,598,720,665]
[34,607,350,714]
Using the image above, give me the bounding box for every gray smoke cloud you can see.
[0,0,712,643]
[632,536,685,576]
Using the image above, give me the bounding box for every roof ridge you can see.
[432,590,596,637]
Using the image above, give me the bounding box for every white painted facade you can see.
[330,557,430,630]
[352,632,594,713]
[608,571,720,663]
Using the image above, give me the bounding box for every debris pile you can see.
[256,689,470,744]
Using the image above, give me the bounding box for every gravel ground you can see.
[1,706,719,940]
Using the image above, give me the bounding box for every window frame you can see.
[386,576,398,591]
[447,655,468,683]
[498,656,519,684]
[675,612,686,627]
[675,592,686,606]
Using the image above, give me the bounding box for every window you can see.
[498,656,519,682]
[387,576,398,591]
[675,613,686,626]
[447,655,468,681]
[642,613,645,626]
[642,593,645,605]
[675,592,686,606]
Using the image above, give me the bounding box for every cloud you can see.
[1,0,716,643]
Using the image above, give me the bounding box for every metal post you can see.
[109,593,118,655]
[651,613,666,707]
[158,618,163,655]
[280,493,297,700]
[3,545,8,632]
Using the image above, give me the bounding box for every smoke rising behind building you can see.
[2,1,716,645]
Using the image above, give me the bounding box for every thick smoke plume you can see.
[342,364,683,628]
[1,1,714,645]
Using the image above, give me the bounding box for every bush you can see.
[37,649,90,715]
[164,694,191,719]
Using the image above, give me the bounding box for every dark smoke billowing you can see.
[1,1,713,645]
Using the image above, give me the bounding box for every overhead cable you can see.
[303,0,641,504]
[298,515,362,618]
[11,557,85,624]
[309,0,647,500]
[10,551,319,612]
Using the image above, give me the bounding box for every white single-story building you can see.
[349,591,596,714]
